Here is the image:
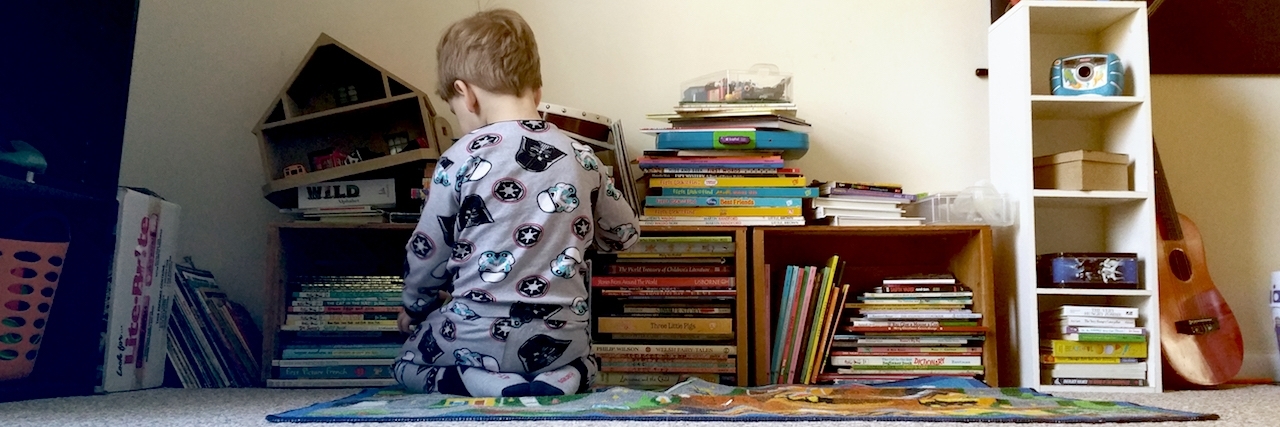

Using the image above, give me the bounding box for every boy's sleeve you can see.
[593,170,641,253]
[402,158,459,320]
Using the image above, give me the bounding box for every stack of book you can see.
[1039,305,1148,387]
[166,265,261,388]
[590,235,739,388]
[769,255,851,384]
[820,273,987,384]
[637,103,814,227]
[270,275,402,387]
[809,181,923,226]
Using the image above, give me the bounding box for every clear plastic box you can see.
[906,192,1013,225]
[680,64,793,103]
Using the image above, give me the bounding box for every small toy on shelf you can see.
[0,140,48,183]
[282,164,307,177]
[1050,53,1124,96]
[386,132,412,154]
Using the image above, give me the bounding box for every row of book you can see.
[591,235,740,389]
[807,181,923,226]
[269,275,404,387]
[1039,304,1149,387]
[769,262,987,385]
[166,265,262,388]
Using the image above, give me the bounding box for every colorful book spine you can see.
[1056,326,1146,335]
[1040,355,1143,364]
[637,216,806,226]
[290,299,400,307]
[1048,377,1147,386]
[598,289,736,297]
[286,306,401,313]
[823,188,917,200]
[834,347,983,355]
[275,364,394,379]
[828,356,982,367]
[292,291,401,298]
[281,347,402,359]
[621,241,735,254]
[620,306,732,315]
[1048,333,1147,342]
[596,317,733,335]
[1040,340,1149,358]
[661,187,819,197]
[285,313,397,322]
[643,206,803,217]
[640,167,797,175]
[590,276,734,288]
[605,264,732,276]
[645,196,802,207]
[591,344,737,356]
[650,176,807,188]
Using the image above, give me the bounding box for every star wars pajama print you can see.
[397,120,639,396]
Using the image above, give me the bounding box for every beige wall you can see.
[1150,75,1280,380]
[119,0,1279,381]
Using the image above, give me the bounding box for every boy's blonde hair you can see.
[436,8,542,100]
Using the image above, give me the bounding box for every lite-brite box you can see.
[98,187,180,393]
[653,129,809,159]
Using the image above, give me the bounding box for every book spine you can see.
[1039,355,1143,364]
[286,306,401,313]
[645,196,802,207]
[599,365,736,374]
[596,317,733,335]
[591,344,737,356]
[281,348,402,359]
[833,347,983,355]
[286,313,397,322]
[875,285,967,292]
[280,324,398,332]
[599,289,736,297]
[595,372,727,386]
[640,168,793,175]
[1043,317,1136,327]
[649,176,807,188]
[843,337,975,345]
[292,291,400,298]
[637,216,806,226]
[1049,377,1147,387]
[1058,326,1146,335]
[1041,340,1148,358]
[275,365,394,379]
[591,276,734,288]
[620,241,735,254]
[605,264,732,276]
[823,187,916,200]
[290,299,401,307]
[660,187,819,197]
[860,292,974,299]
[1052,306,1139,318]
[828,356,982,367]
[1055,333,1147,342]
[643,207,803,217]
[265,378,396,388]
[603,333,735,341]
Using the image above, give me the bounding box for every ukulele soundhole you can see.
[1169,249,1193,281]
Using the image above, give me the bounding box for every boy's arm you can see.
[402,159,460,321]
[593,171,641,253]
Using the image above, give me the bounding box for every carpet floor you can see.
[3,384,1277,427]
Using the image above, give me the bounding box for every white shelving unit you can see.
[988,1,1161,393]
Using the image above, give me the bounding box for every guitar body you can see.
[1156,213,1244,386]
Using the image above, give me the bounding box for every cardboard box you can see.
[1033,150,1129,191]
[297,178,396,209]
[98,187,180,393]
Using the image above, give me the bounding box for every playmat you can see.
[267,377,1218,423]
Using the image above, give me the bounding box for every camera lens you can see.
[1077,65,1092,79]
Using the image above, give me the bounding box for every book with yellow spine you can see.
[1039,340,1148,358]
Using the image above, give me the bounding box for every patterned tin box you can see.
[1037,252,1139,289]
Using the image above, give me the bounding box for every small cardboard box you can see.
[98,187,180,393]
[297,178,396,210]
[1032,150,1129,191]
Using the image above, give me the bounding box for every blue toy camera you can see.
[1051,53,1124,96]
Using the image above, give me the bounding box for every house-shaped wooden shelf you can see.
[253,33,451,208]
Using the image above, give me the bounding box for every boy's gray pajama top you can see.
[398,120,639,384]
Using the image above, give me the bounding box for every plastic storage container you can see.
[680,64,793,103]
[1037,252,1139,289]
[905,192,1012,225]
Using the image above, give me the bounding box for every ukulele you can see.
[1153,141,1243,387]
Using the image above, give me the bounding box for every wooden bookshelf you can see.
[749,225,997,386]
[261,222,416,385]
[612,226,750,386]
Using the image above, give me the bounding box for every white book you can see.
[1041,305,1139,319]
[813,206,904,219]
[859,312,982,320]
[1042,316,1137,328]
[1056,325,1146,335]
[829,355,983,367]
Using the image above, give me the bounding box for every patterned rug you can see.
[266,378,1218,423]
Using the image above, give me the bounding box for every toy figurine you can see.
[0,140,48,183]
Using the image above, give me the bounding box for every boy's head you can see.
[436,9,542,131]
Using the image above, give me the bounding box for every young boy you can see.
[394,9,640,397]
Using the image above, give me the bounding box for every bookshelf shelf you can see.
[1036,288,1152,297]
[990,1,1161,391]
[591,226,750,387]
[1030,96,1145,119]
[749,225,997,386]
